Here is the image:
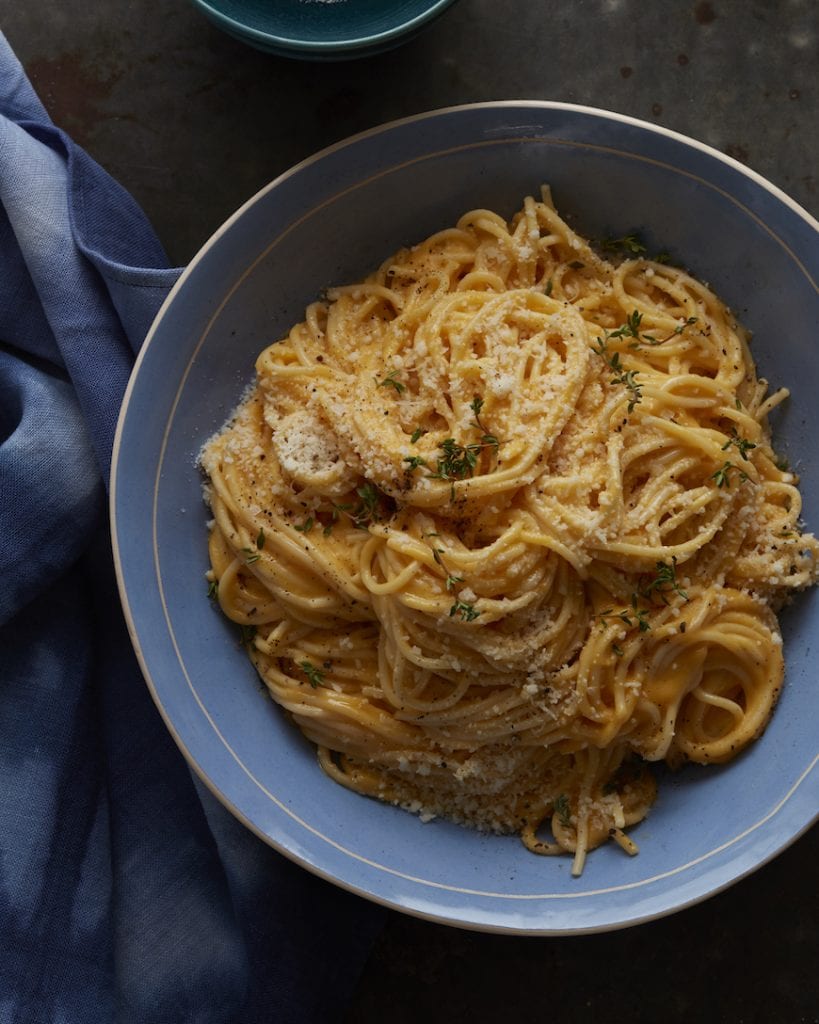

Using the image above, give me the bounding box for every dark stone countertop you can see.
[5,1,817,1020]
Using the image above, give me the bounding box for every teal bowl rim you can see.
[189,0,459,54]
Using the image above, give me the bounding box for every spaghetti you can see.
[200,189,818,875]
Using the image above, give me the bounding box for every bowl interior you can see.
[114,104,819,933]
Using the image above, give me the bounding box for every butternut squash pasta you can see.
[200,189,818,876]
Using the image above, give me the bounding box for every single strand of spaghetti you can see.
[396,683,530,728]
[326,281,404,311]
[213,556,275,623]
[381,658,472,715]
[263,526,371,603]
[517,525,592,575]
[456,270,507,291]
[570,751,601,876]
[304,301,328,341]
[654,490,718,538]
[612,263,704,322]
[756,387,790,420]
[207,520,240,577]
[359,543,422,596]
[689,685,746,722]
[593,514,727,561]
[641,414,759,472]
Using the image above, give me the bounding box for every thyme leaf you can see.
[721,427,756,461]
[711,460,749,488]
[674,316,699,334]
[469,395,500,452]
[449,599,480,622]
[591,331,643,412]
[599,233,647,256]
[608,310,643,340]
[351,484,382,528]
[554,793,572,827]
[299,660,325,688]
[642,557,689,603]
[376,369,406,394]
[430,438,482,482]
[324,502,352,536]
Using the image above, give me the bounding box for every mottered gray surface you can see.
[5,1,817,1020]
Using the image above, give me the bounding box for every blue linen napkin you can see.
[0,32,384,1024]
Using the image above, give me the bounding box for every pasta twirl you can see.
[200,189,818,876]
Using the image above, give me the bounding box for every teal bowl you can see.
[189,0,460,59]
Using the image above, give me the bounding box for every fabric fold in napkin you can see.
[0,32,384,1024]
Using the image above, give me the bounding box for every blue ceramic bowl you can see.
[189,0,459,59]
[112,103,819,933]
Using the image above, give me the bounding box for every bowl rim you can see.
[111,100,819,934]
[189,0,460,53]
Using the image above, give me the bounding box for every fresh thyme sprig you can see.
[553,793,572,827]
[449,599,480,622]
[597,595,651,635]
[592,333,643,413]
[641,557,689,603]
[633,605,651,633]
[350,483,382,528]
[469,395,500,450]
[597,608,632,630]
[599,233,647,256]
[721,427,756,461]
[242,528,267,563]
[674,316,699,334]
[294,517,314,534]
[425,540,471,609]
[375,369,406,394]
[323,502,352,537]
[405,395,502,499]
[299,660,325,688]
[207,579,219,600]
[429,439,484,491]
[321,484,386,534]
[596,232,682,266]
[711,460,749,488]
[627,314,699,348]
[607,310,643,340]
